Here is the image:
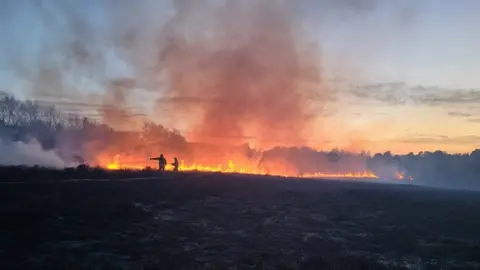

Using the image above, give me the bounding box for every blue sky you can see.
[1,0,479,153]
[310,0,480,88]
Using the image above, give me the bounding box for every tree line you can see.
[1,93,479,189]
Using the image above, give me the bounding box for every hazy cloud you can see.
[351,83,480,106]
[418,90,480,106]
[397,135,480,145]
[468,118,480,123]
[448,111,473,118]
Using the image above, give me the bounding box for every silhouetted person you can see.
[150,154,167,172]
[171,157,179,172]
[159,154,167,171]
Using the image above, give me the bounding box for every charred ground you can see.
[1,169,480,269]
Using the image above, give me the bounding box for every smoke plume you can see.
[155,1,329,148]
[0,138,69,168]
[0,0,425,179]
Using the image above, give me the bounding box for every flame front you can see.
[102,155,382,180]
[106,155,121,170]
[302,171,379,179]
[395,171,414,181]
[105,157,270,175]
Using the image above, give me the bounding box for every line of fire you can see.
[94,133,412,182]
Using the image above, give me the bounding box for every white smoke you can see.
[0,138,70,168]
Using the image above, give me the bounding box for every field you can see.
[1,171,480,269]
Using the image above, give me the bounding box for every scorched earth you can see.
[1,171,479,269]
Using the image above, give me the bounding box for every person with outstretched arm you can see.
[150,154,167,172]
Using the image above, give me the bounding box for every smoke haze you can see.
[0,138,68,168]
[5,1,480,191]
[3,0,414,145]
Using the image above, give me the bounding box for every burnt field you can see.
[1,171,480,269]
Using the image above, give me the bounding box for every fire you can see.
[106,155,121,170]
[100,154,414,182]
[175,160,265,175]
[302,171,379,179]
[395,172,414,181]
[102,155,380,179]
[106,158,269,175]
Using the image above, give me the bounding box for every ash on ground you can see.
[1,173,480,269]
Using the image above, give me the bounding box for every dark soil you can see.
[1,172,480,269]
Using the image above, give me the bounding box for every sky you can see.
[0,0,479,154]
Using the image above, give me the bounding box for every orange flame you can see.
[395,172,414,181]
[106,155,121,170]
[302,171,379,179]
[102,155,382,179]
[106,157,268,175]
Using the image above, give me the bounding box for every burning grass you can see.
[102,155,388,181]
[104,156,381,180]
[96,144,392,181]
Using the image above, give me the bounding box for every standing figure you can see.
[150,154,167,172]
[171,157,179,172]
